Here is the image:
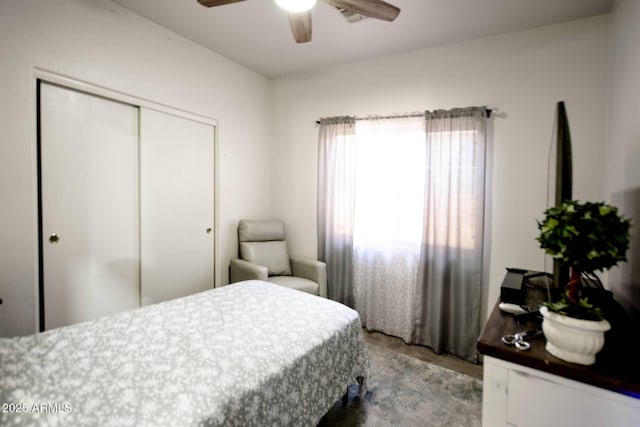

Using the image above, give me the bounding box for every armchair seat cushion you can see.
[268,276,319,296]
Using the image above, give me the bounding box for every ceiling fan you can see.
[197,0,401,43]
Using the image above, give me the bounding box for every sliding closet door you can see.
[40,82,140,330]
[140,108,215,305]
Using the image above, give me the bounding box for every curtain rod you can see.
[315,108,494,125]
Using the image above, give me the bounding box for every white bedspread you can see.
[0,280,369,426]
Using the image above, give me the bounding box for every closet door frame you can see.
[35,69,219,331]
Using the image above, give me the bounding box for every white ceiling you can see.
[112,0,613,79]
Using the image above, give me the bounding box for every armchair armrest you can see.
[290,257,327,298]
[230,258,268,283]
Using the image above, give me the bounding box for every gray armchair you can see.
[229,219,327,298]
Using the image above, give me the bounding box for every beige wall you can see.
[0,0,273,336]
[271,16,611,322]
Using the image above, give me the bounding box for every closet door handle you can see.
[206,228,212,234]
[49,233,60,244]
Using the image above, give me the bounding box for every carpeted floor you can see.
[318,337,483,426]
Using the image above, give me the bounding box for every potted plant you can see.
[536,200,631,365]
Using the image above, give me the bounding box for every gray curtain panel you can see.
[413,107,487,362]
[317,116,356,307]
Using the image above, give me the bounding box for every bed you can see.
[0,280,369,426]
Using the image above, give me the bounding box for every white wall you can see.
[0,0,273,337]
[272,16,611,322]
[0,1,622,338]
[605,0,640,324]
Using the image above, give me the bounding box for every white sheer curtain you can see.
[352,116,426,341]
[317,108,487,360]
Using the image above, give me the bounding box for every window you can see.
[351,119,481,252]
[353,116,425,251]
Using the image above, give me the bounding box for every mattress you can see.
[0,280,369,426]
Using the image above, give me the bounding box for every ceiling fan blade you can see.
[325,0,400,21]
[288,11,312,43]
[197,0,247,7]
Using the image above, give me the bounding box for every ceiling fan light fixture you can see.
[275,0,316,13]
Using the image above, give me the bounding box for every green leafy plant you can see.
[537,200,631,320]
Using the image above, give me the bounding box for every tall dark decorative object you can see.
[553,101,572,290]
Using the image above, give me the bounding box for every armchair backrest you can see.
[238,220,292,276]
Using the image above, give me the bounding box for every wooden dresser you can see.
[477,296,640,427]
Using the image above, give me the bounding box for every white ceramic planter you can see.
[540,306,611,366]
